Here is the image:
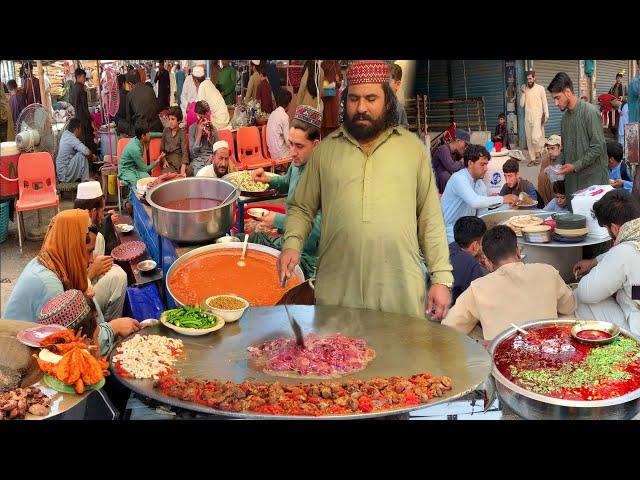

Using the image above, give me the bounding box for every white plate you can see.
[247,208,270,220]
[159,312,225,336]
[115,223,134,233]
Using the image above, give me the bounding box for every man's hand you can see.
[573,258,598,280]
[88,255,113,280]
[541,113,547,125]
[277,248,300,285]
[108,317,141,337]
[427,284,452,321]
[251,168,271,183]
[180,164,187,175]
[611,179,624,188]
[520,84,526,94]
[558,164,576,175]
[107,209,121,226]
[259,212,276,226]
[503,194,519,205]
[162,159,169,168]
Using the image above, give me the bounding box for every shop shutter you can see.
[416,60,504,132]
[530,60,581,136]
[595,60,630,98]
[414,60,449,99]
[450,60,505,132]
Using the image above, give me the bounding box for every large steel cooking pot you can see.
[479,209,609,282]
[146,177,239,243]
[166,243,305,307]
[488,319,640,420]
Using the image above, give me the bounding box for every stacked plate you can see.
[522,224,552,243]
[553,214,588,242]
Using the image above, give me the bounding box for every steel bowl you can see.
[137,259,157,272]
[165,243,305,307]
[146,177,239,243]
[488,319,640,420]
[571,320,620,345]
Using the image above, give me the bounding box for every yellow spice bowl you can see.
[201,294,250,323]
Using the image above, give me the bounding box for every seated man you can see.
[431,129,468,194]
[573,190,640,334]
[118,120,161,189]
[543,180,569,212]
[442,225,576,340]
[196,140,234,178]
[499,158,538,202]
[266,89,292,161]
[607,140,633,192]
[189,100,219,176]
[449,216,488,304]
[441,144,518,243]
[55,117,97,183]
[246,105,323,279]
[74,181,127,321]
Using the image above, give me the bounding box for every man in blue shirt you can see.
[441,144,518,243]
[449,216,488,304]
[607,141,633,192]
[499,158,538,202]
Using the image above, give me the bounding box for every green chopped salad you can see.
[163,306,218,329]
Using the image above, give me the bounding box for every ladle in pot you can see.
[237,234,249,267]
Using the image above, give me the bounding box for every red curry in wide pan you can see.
[494,325,640,401]
[168,249,302,306]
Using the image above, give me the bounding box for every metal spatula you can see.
[284,304,305,349]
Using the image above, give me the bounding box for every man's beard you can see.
[527,81,534,88]
[344,112,387,141]
[214,165,228,177]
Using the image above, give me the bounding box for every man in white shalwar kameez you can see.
[520,70,549,163]
[169,63,177,106]
[180,60,205,117]
[573,190,640,335]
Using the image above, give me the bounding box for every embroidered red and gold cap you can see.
[37,289,90,329]
[346,61,390,85]
[294,105,323,129]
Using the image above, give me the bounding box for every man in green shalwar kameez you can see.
[246,105,323,279]
[277,61,453,320]
[549,72,609,209]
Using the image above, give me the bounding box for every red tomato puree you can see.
[494,325,640,400]
[168,250,302,306]
[576,330,612,340]
[161,198,222,210]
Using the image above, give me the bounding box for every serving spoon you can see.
[511,323,529,335]
[237,234,250,267]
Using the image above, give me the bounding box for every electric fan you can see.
[15,103,57,155]
[100,68,119,161]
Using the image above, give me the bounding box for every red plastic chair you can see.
[236,126,273,171]
[217,129,245,171]
[116,137,132,159]
[148,138,163,176]
[15,152,60,252]
[260,125,271,160]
